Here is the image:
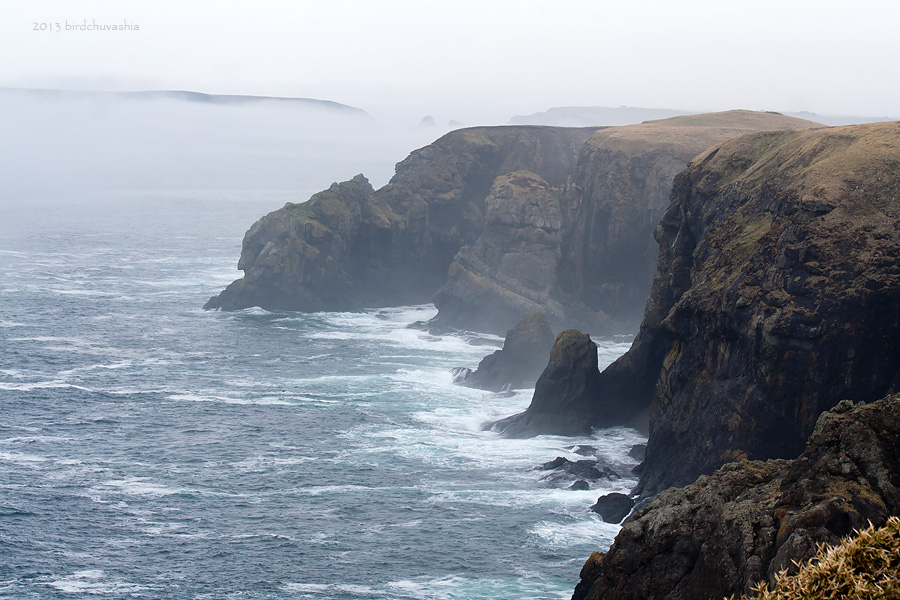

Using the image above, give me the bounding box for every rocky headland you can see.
[206,111,817,335]
[487,120,900,600]
[499,121,900,498]
[204,126,595,315]
[205,108,900,599]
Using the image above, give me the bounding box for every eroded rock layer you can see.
[434,111,819,333]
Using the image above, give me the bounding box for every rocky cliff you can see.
[433,111,819,334]
[204,126,595,312]
[637,121,900,495]
[500,122,900,498]
[572,395,900,600]
[206,112,817,335]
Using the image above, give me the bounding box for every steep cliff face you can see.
[635,121,900,495]
[431,170,575,333]
[556,110,820,331]
[498,122,900,496]
[205,126,596,312]
[433,111,819,334]
[572,395,900,600]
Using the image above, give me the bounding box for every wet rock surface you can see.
[489,330,605,437]
[590,493,635,524]
[536,456,620,489]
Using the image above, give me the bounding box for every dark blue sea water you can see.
[0,188,640,600]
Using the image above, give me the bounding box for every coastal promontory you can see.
[206,112,818,335]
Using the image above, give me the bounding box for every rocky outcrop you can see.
[490,330,605,437]
[500,121,900,497]
[590,493,635,524]
[491,327,653,437]
[207,112,818,335]
[572,395,900,600]
[456,311,554,391]
[205,126,596,312]
[434,111,819,334]
[432,171,576,333]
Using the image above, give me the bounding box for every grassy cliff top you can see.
[739,517,900,600]
[584,109,823,159]
[691,120,900,207]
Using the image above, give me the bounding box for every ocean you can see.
[0,161,641,599]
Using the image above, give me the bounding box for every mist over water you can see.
[0,95,642,599]
[0,90,451,197]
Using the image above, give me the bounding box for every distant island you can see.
[0,86,372,119]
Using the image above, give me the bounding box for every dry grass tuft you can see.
[736,516,900,600]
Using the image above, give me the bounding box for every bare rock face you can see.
[590,493,635,524]
[497,123,900,498]
[204,126,596,313]
[432,172,574,334]
[457,311,555,392]
[434,111,819,334]
[572,395,900,600]
[634,122,900,496]
[205,174,375,311]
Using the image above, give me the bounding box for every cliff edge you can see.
[204,126,595,314]
[501,121,900,496]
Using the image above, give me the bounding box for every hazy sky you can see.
[3,0,899,122]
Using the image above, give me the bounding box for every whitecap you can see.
[282,582,331,593]
[97,477,183,497]
[46,570,148,595]
[387,574,568,600]
[166,393,293,406]
[0,381,92,392]
[530,517,621,550]
[0,451,49,464]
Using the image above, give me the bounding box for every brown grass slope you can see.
[738,517,900,600]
